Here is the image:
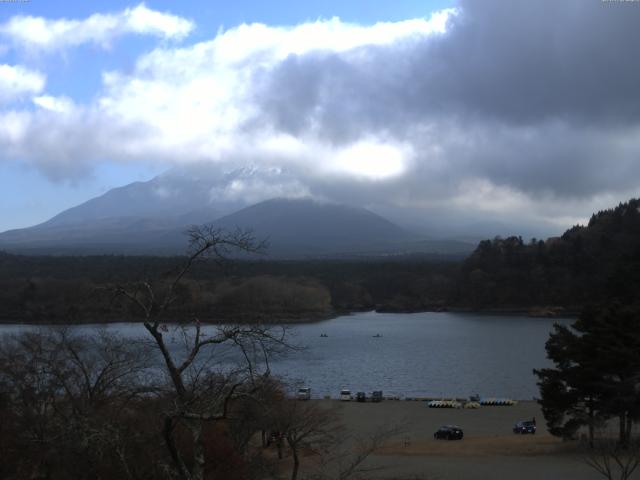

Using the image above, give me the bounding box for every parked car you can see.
[434,425,464,440]
[371,390,383,402]
[513,420,536,434]
[356,391,366,402]
[297,387,311,400]
[340,389,352,401]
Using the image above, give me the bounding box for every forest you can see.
[457,198,640,312]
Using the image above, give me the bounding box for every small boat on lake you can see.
[372,334,383,338]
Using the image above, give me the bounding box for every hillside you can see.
[0,196,425,256]
[206,198,412,255]
[456,199,640,311]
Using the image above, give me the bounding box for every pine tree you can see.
[534,303,640,446]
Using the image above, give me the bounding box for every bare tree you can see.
[308,423,406,480]
[113,226,292,480]
[0,328,155,479]
[584,439,640,480]
[264,397,341,480]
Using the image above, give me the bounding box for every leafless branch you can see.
[584,439,640,480]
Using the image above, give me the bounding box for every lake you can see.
[0,311,571,400]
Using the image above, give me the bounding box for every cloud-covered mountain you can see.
[2,1,639,234]
[0,167,478,256]
[0,196,458,257]
[6,156,577,255]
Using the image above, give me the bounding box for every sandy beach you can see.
[299,399,618,480]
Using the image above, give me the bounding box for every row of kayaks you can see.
[480,398,518,406]
[427,400,466,408]
[427,398,517,408]
[319,334,383,337]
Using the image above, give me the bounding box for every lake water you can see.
[0,311,571,400]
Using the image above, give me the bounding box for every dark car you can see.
[513,420,536,434]
[371,391,383,402]
[356,391,366,402]
[434,425,464,440]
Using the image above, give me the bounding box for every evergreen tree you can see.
[535,303,640,446]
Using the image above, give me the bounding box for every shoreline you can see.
[0,305,579,326]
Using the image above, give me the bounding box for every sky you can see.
[0,0,639,234]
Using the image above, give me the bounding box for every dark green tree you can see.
[535,303,640,447]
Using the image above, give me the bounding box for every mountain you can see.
[0,165,479,257]
[0,166,290,254]
[0,194,446,257]
[204,198,411,256]
[34,166,278,228]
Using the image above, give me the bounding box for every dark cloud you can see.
[251,0,640,201]
[423,0,640,125]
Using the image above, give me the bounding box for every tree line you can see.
[456,199,640,311]
[0,252,459,324]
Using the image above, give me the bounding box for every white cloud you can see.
[32,95,74,113]
[212,177,311,205]
[87,12,453,172]
[209,12,454,64]
[0,64,45,104]
[0,110,30,144]
[325,140,410,180]
[0,3,193,52]
[124,4,194,39]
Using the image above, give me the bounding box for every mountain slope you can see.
[36,168,255,227]
[0,195,426,256]
[206,198,412,255]
[0,165,477,256]
[0,166,289,254]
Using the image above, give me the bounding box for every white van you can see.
[297,387,311,400]
[340,389,352,401]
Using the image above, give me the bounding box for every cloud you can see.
[253,1,640,134]
[324,140,409,180]
[247,0,640,203]
[0,64,45,104]
[1,1,640,232]
[0,3,193,52]
[32,95,74,113]
[211,176,311,205]
[5,12,447,179]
